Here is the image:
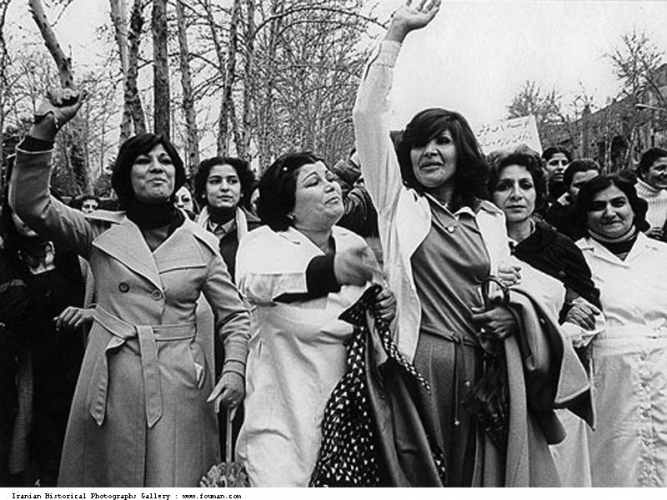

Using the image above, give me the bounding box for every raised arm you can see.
[352,0,441,212]
[9,89,99,258]
[385,0,442,44]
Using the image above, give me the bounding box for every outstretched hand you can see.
[386,0,442,43]
[31,87,84,141]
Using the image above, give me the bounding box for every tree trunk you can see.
[28,0,91,194]
[0,0,9,199]
[127,0,147,136]
[28,0,75,89]
[175,0,199,175]
[202,0,227,155]
[239,0,255,161]
[218,0,241,156]
[152,0,170,138]
[109,0,133,141]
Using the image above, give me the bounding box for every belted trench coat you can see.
[9,146,251,487]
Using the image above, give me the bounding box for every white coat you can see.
[235,225,369,487]
[577,233,667,487]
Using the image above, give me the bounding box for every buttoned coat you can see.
[10,147,250,487]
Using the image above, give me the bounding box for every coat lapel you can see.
[92,218,163,290]
[153,222,207,270]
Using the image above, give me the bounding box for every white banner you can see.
[476,115,542,155]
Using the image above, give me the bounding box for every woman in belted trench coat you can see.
[9,89,251,487]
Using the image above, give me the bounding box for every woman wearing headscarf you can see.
[234,151,395,486]
[9,89,250,487]
[574,174,667,486]
[353,1,589,486]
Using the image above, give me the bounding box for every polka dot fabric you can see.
[310,285,442,487]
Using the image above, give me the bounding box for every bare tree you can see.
[127,0,147,136]
[0,0,12,197]
[606,29,667,164]
[507,80,564,129]
[608,29,667,108]
[28,0,91,194]
[244,0,374,170]
[175,0,199,174]
[218,0,241,157]
[152,0,170,137]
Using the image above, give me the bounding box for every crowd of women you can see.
[2,0,667,489]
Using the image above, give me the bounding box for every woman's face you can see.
[174,186,194,212]
[291,161,343,232]
[205,164,242,210]
[492,165,536,225]
[645,156,667,190]
[544,152,569,184]
[410,130,458,190]
[80,198,99,214]
[586,184,635,239]
[130,144,176,204]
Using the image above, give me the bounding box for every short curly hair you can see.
[256,152,322,231]
[193,156,256,211]
[487,145,547,211]
[637,147,667,179]
[575,173,650,236]
[542,145,572,164]
[111,133,185,209]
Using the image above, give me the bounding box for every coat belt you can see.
[90,307,196,428]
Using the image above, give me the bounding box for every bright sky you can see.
[9,0,667,132]
[379,0,667,130]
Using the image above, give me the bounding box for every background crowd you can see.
[1,0,667,489]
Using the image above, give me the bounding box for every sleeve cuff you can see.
[19,136,54,152]
[222,360,246,377]
[306,254,341,296]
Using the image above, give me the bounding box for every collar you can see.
[208,217,236,236]
[636,178,663,196]
[578,231,659,261]
[423,194,502,218]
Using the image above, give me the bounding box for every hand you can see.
[207,371,245,413]
[645,227,664,240]
[373,286,397,323]
[333,243,377,286]
[31,87,84,141]
[471,305,518,348]
[54,306,95,332]
[564,300,601,331]
[386,0,442,43]
[497,261,522,287]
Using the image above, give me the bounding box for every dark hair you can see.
[563,159,601,190]
[575,174,650,235]
[542,146,572,164]
[257,151,322,231]
[111,133,185,209]
[488,145,547,211]
[637,147,667,178]
[194,156,256,210]
[396,108,488,209]
[70,194,100,210]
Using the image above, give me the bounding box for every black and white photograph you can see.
[1,0,667,493]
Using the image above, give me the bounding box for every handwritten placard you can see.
[476,115,542,155]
